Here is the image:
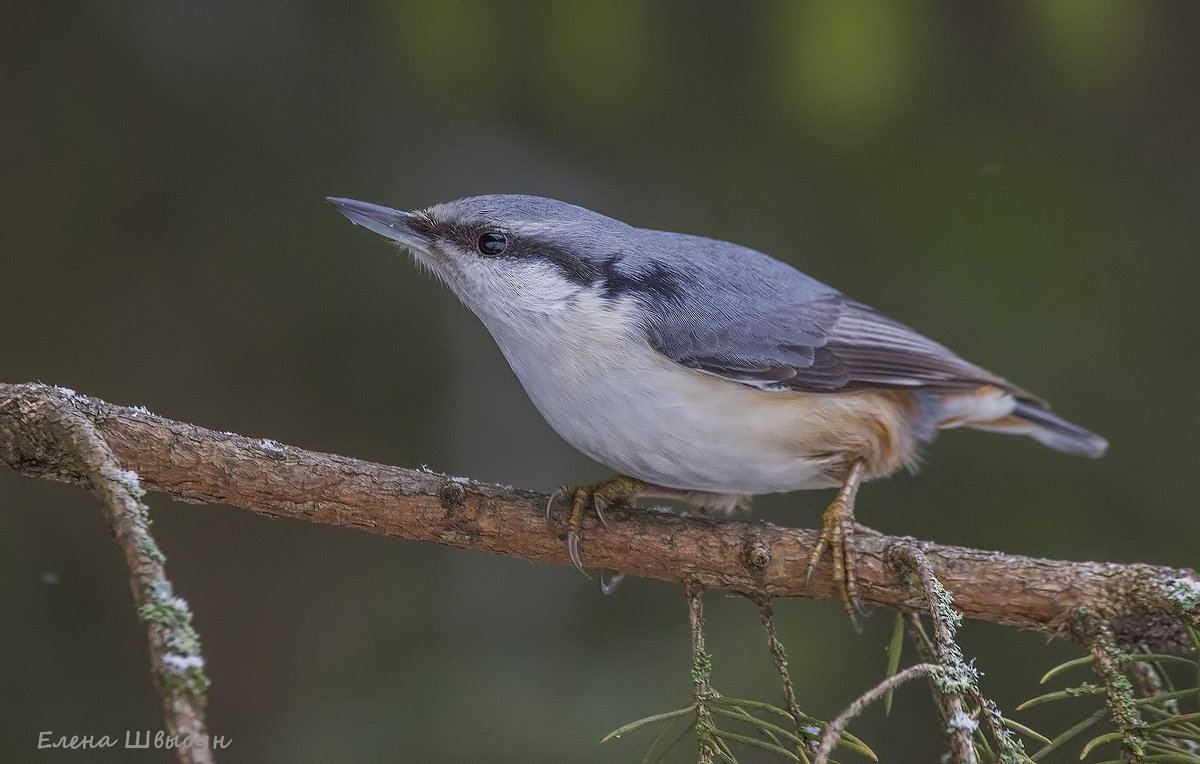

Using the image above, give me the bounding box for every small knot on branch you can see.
[439,479,466,509]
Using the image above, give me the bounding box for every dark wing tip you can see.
[1012,401,1108,458]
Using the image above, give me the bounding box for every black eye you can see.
[477,231,508,256]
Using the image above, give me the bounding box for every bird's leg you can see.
[546,474,647,575]
[806,458,867,623]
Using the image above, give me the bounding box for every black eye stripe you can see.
[412,213,497,254]
[419,216,600,286]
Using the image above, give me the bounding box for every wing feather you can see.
[645,292,1031,399]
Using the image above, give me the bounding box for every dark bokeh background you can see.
[4,2,1197,762]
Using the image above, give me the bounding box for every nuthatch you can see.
[328,194,1106,615]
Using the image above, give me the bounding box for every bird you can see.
[327,193,1107,616]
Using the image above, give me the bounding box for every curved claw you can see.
[546,486,567,521]
[566,529,591,579]
[592,496,609,528]
[551,476,644,579]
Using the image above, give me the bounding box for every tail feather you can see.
[985,401,1108,458]
[934,385,1108,458]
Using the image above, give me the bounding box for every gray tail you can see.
[1009,401,1108,458]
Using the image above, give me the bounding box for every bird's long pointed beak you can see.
[326,197,427,250]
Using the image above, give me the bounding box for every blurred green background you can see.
[3,2,1197,761]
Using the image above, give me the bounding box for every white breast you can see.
[471,291,915,496]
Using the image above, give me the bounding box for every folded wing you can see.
[645,293,1028,399]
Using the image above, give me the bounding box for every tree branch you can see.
[887,546,979,762]
[1,383,211,762]
[3,382,1197,653]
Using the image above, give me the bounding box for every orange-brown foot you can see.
[546,474,646,575]
[806,496,864,623]
[806,459,868,627]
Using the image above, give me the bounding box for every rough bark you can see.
[3,382,1198,653]
[2,383,211,763]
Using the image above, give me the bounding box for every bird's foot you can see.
[806,459,869,629]
[806,497,866,623]
[546,474,645,575]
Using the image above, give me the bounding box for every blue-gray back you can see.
[432,194,1028,399]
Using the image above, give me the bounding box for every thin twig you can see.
[687,582,717,764]
[756,597,813,759]
[813,663,941,763]
[966,687,1031,763]
[903,611,963,746]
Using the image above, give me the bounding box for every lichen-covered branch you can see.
[686,584,719,763]
[888,546,1033,762]
[1087,623,1148,762]
[3,382,1198,653]
[1,383,211,763]
[887,546,980,761]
